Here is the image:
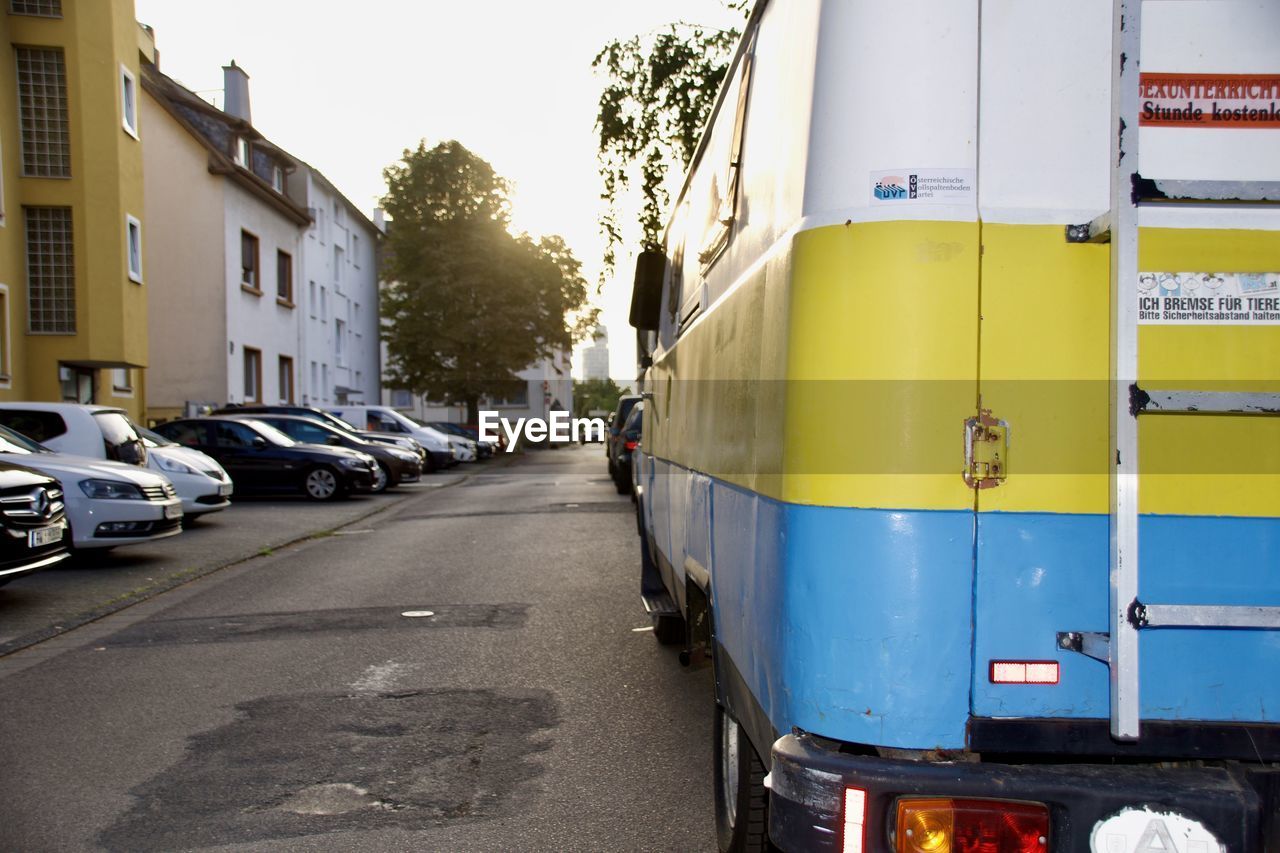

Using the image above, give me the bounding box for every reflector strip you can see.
[990,660,1060,684]
[843,787,867,853]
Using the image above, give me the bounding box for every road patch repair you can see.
[99,604,528,647]
[98,688,558,851]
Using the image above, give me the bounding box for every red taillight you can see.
[990,661,1059,685]
[896,798,1049,853]
[624,440,637,450]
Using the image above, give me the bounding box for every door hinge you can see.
[964,409,1009,489]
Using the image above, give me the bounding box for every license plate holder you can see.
[163,503,183,520]
[29,524,63,548]
[218,483,233,497]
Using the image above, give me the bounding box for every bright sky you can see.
[133,0,743,384]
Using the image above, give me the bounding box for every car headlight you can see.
[156,455,197,475]
[340,457,366,469]
[80,479,145,500]
[391,449,418,462]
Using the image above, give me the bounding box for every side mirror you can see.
[252,436,267,449]
[629,249,666,332]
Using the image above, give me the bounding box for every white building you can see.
[142,60,380,421]
[388,348,574,429]
[290,167,382,407]
[581,324,610,380]
[143,62,310,420]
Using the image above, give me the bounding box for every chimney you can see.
[373,208,387,232]
[222,60,251,123]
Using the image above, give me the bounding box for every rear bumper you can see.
[768,732,1277,852]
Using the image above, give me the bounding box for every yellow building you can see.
[0,0,154,419]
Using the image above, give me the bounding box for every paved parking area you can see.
[0,473,471,655]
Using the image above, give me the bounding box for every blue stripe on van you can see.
[646,456,1280,750]
[974,512,1280,723]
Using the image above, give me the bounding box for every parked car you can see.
[606,395,642,482]
[0,403,146,465]
[135,426,234,519]
[153,417,377,501]
[326,405,461,469]
[224,414,421,492]
[0,460,70,587]
[612,401,643,496]
[212,405,433,471]
[0,403,233,521]
[425,421,497,458]
[0,425,182,549]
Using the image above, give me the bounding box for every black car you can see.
[606,394,642,482]
[212,405,430,468]
[0,460,70,587]
[153,417,377,501]
[226,414,422,492]
[612,401,644,495]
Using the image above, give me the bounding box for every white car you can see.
[0,402,232,520]
[0,425,183,550]
[326,405,460,469]
[136,426,233,518]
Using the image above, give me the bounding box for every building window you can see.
[276,250,293,304]
[112,368,132,394]
[243,347,261,402]
[310,360,318,394]
[240,230,259,292]
[59,365,94,403]
[125,214,142,283]
[25,206,74,333]
[272,165,284,193]
[16,47,70,178]
[320,285,327,320]
[9,1,61,17]
[317,208,326,244]
[321,363,328,394]
[352,234,360,268]
[390,389,412,408]
[120,65,139,139]
[333,245,343,287]
[278,355,294,403]
[234,137,250,167]
[308,281,316,318]
[335,318,346,366]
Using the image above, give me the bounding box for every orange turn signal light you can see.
[895,797,1049,853]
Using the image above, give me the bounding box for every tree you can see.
[593,2,749,277]
[380,140,594,424]
[574,378,626,418]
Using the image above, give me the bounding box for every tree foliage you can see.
[573,378,626,419]
[593,2,749,276]
[380,140,594,422]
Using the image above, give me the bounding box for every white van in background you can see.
[326,406,468,468]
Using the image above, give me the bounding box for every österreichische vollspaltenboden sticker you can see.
[870,168,975,204]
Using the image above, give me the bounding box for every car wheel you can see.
[370,462,390,493]
[303,466,342,501]
[714,704,772,853]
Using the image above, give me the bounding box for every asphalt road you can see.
[0,445,716,852]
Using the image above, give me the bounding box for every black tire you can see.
[714,704,771,853]
[303,466,343,501]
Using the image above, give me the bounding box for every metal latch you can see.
[964,409,1009,489]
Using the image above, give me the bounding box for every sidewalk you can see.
[0,474,470,656]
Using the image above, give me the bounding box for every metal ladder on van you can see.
[1058,0,1280,741]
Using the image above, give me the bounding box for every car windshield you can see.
[0,424,50,455]
[243,420,296,447]
[135,425,176,448]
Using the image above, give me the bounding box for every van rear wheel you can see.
[714,704,771,852]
